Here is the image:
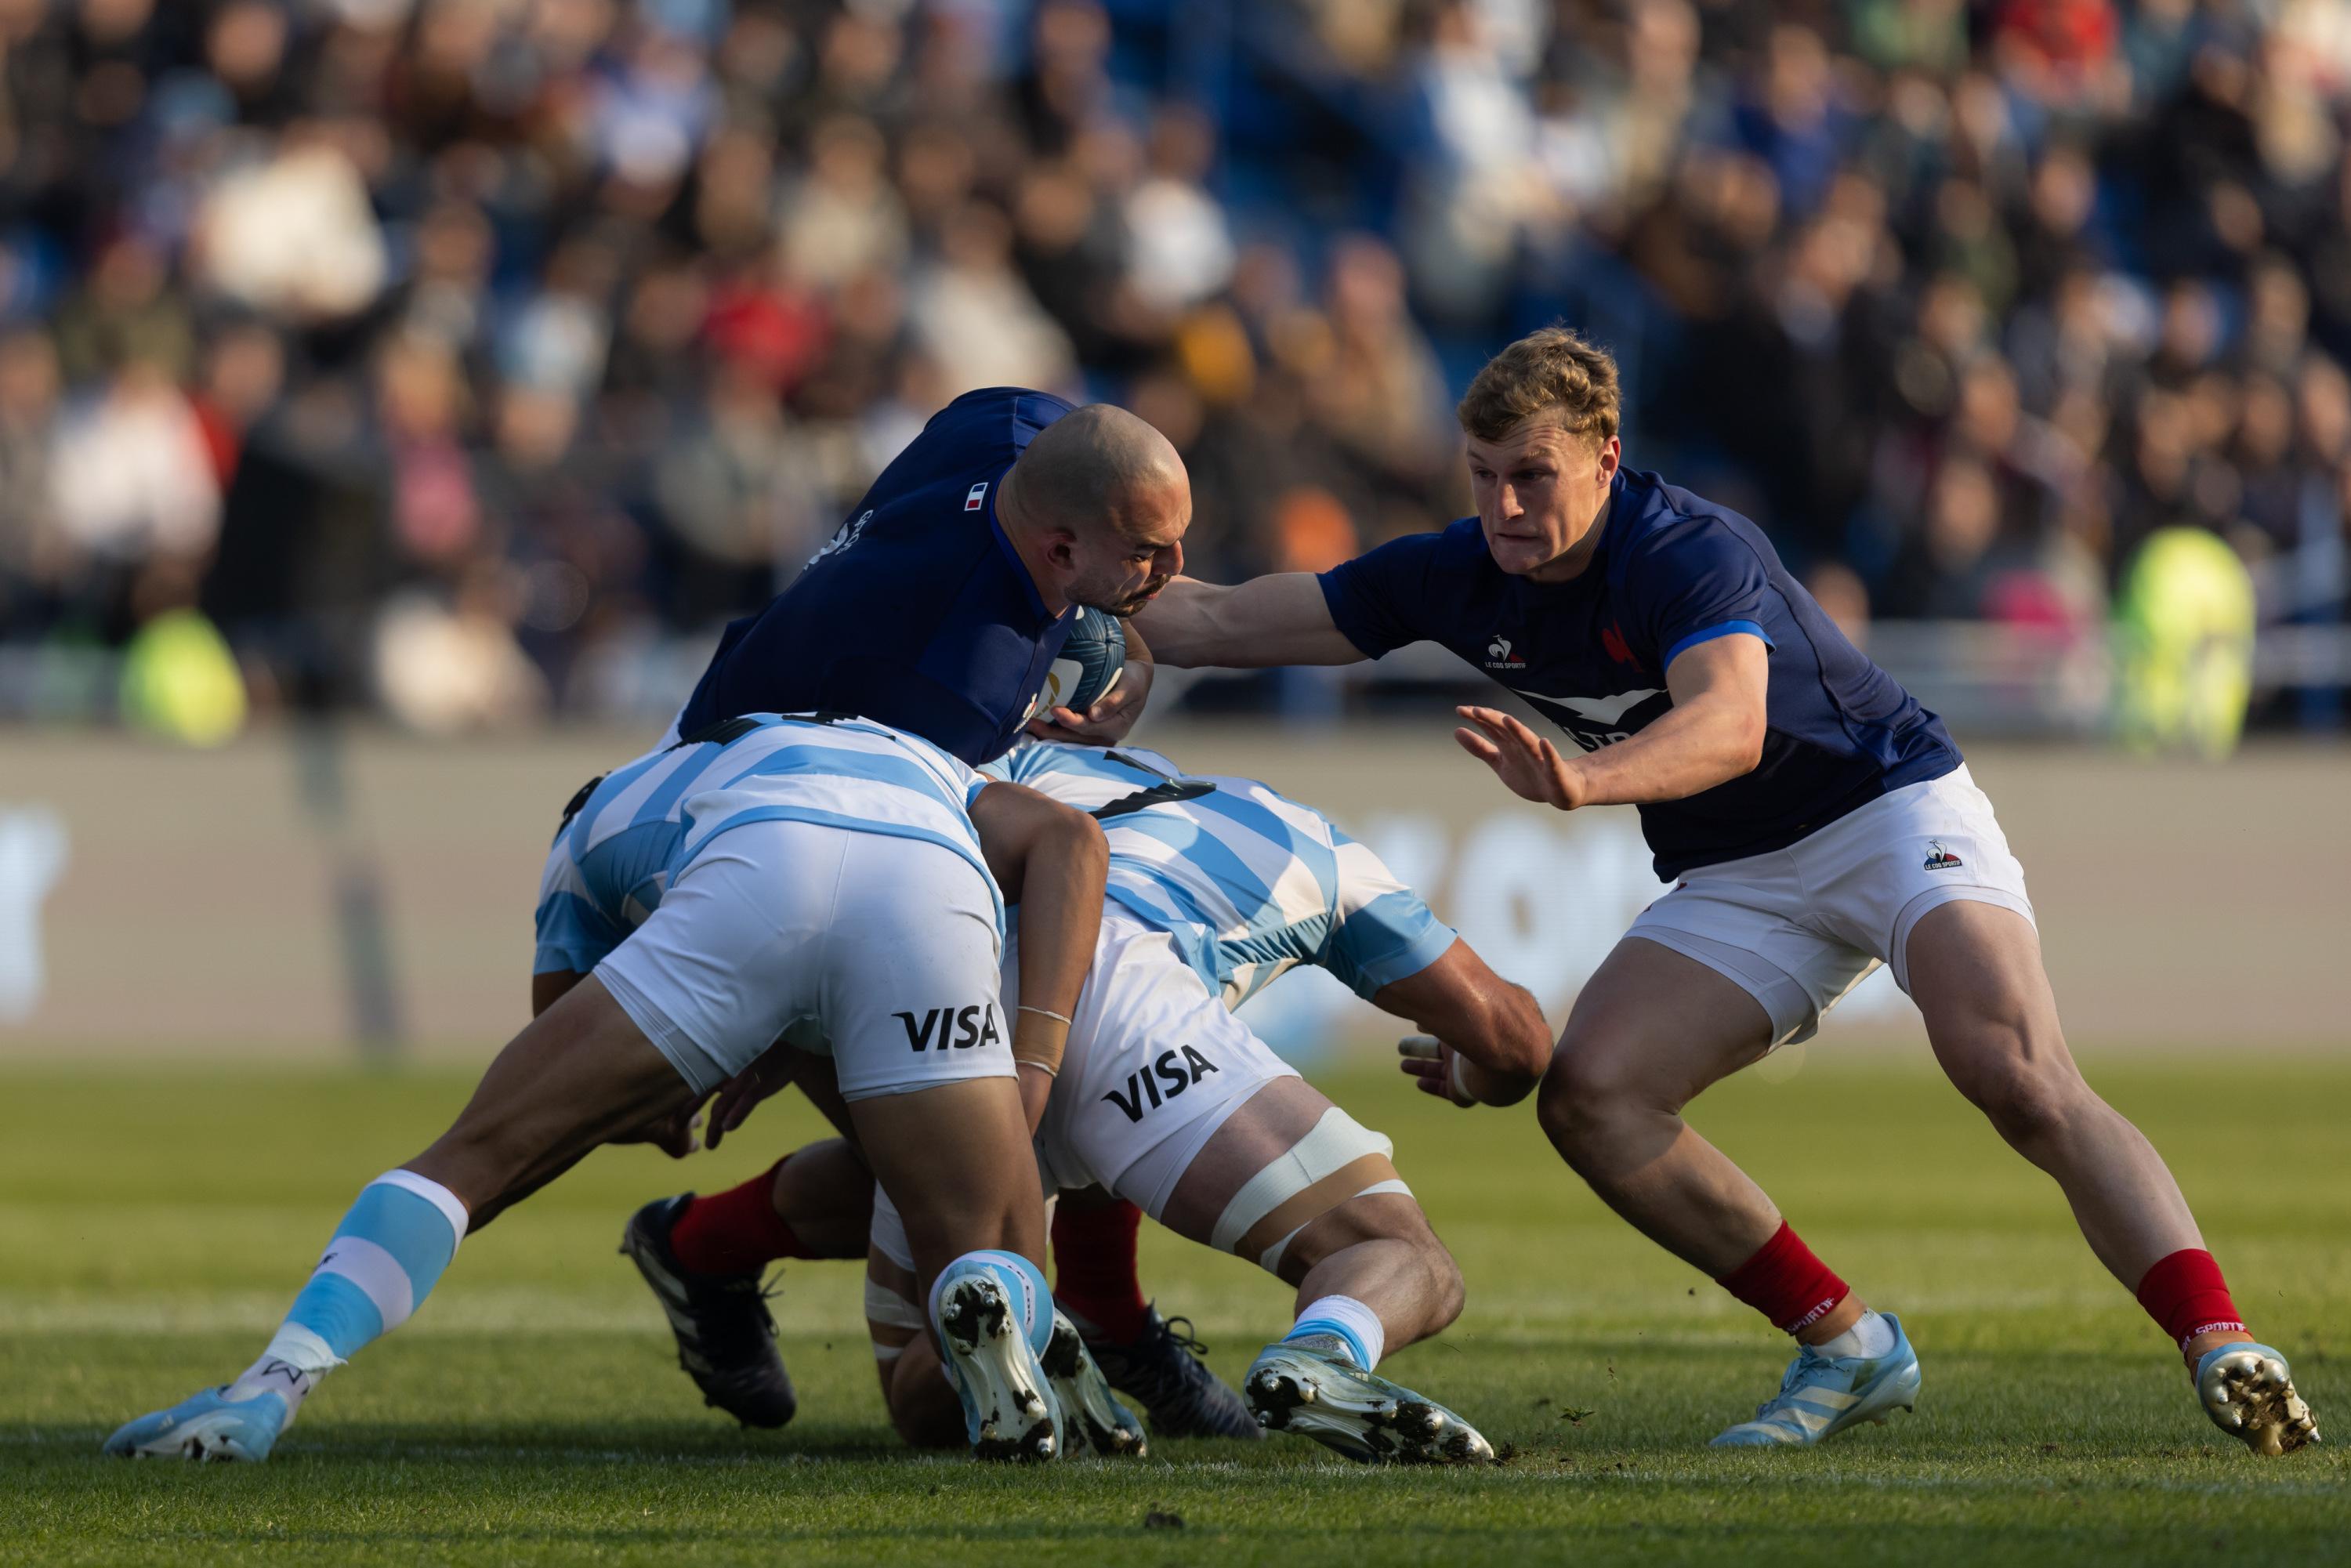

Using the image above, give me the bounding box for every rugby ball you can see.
[1041,607,1126,715]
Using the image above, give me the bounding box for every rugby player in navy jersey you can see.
[668,388,1185,761]
[585,387,1261,1439]
[1133,328,2317,1456]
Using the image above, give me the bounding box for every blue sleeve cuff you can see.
[1317,567,1402,661]
[1331,891,1460,1000]
[1352,919,1460,999]
[1663,620,1772,668]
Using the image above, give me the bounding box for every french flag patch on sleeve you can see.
[965,481,989,512]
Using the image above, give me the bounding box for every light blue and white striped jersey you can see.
[534,713,994,975]
[980,741,1454,1009]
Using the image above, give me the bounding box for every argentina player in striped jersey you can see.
[107,715,1122,1465]
[647,731,1555,1461]
[966,740,1558,1458]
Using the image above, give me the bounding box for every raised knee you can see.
[1954,1037,2085,1145]
[1981,1074,2077,1144]
[1535,1037,1645,1163]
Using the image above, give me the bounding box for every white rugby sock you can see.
[1813,1309,1896,1360]
[1283,1295,1387,1372]
[223,1353,320,1418]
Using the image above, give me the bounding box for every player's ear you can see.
[1596,436,1621,481]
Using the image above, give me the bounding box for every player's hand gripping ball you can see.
[1041,607,1126,715]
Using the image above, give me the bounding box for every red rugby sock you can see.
[1051,1199,1150,1342]
[1717,1222,1851,1335]
[668,1159,807,1276]
[2135,1248,2246,1350]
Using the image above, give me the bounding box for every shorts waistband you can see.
[1671,762,1973,882]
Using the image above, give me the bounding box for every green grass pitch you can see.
[2,1052,2344,1565]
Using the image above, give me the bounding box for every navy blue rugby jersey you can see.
[1318,467,1960,878]
[674,387,1079,766]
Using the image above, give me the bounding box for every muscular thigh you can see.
[418,975,694,1218]
[1152,1077,1409,1280]
[1554,936,1777,1109]
[850,1076,1043,1283]
[1902,899,2070,1092]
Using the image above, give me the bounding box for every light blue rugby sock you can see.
[255,1171,469,1379]
[1284,1295,1386,1372]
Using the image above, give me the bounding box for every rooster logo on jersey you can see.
[1483,636,1527,671]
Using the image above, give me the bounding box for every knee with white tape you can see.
[1209,1107,1411,1276]
[865,1184,921,1363]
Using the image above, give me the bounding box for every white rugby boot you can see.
[1039,1309,1147,1458]
[1243,1341,1494,1464]
[935,1272,1060,1462]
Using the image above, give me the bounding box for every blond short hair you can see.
[1456,328,1621,447]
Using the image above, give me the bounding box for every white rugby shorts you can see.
[868,907,1309,1279]
[594,817,1010,1100]
[1626,764,2034,1046]
[1016,907,1302,1218]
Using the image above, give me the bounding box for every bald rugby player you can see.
[1132,329,2318,1456]
[664,391,1183,756]
[547,388,1255,1437]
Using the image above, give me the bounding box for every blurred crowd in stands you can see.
[0,0,2344,730]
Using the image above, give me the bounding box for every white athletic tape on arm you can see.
[1255,1178,1416,1274]
[1210,1107,1395,1255]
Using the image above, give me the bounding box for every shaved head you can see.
[1001,403,1190,614]
[1012,404,1186,535]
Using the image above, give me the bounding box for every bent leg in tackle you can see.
[104,976,693,1461]
[1036,929,1489,1464]
[1136,1076,1487,1464]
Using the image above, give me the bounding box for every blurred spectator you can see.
[194,129,387,323]
[0,0,2337,736]
[49,358,219,637]
[1123,106,1234,314]
[911,201,1078,397]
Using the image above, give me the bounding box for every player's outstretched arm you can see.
[968,780,1110,1131]
[1129,574,1366,668]
[1375,940,1552,1107]
[1455,634,1769,809]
